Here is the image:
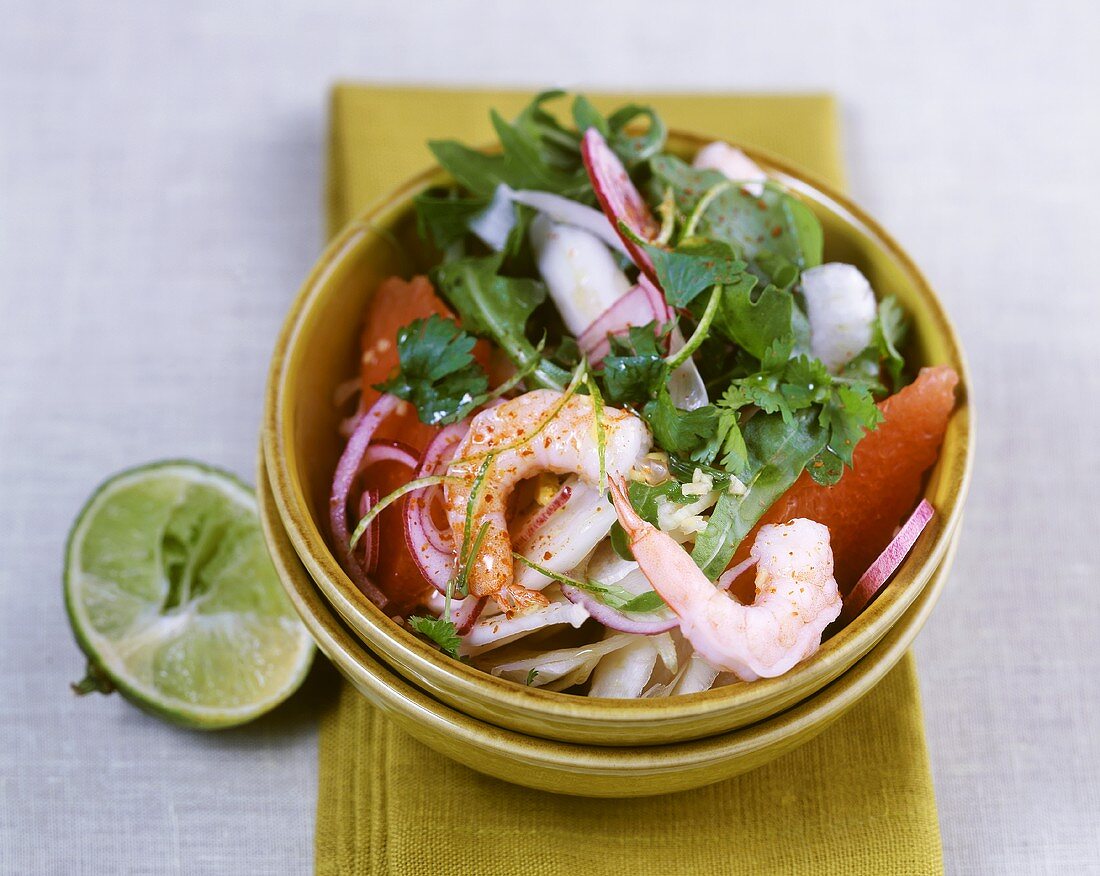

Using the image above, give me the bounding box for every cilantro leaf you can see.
[375,315,489,426]
[691,409,828,579]
[814,380,888,486]
[642,386,719,456]
[433,253,570,390]
[600,322,668,405]
[407,616,461,658]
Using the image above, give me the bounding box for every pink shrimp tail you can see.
[607,476,650,541]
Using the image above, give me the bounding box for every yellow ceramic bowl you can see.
[258,449,960,797]
[262,132,973,746]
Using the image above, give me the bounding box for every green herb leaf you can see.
[691,409,828,579]
[413,192,489,250]
[375,315,489,426]
[818,384,883,467]
[641,238,747,308]
[407,616,461,658]
[605,103,668,164]
[648,155,823,269]
[642,386,720,457]
[433,253,569,390]
[525,668,540,686]
[708,275,800,360]
[511,553,666,614]
[618,591,667,613]
[600,322,668,405]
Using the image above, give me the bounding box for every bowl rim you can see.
[258,443,960,777]
[263,129,974,725]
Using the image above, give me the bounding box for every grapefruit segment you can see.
[726,365,958,601]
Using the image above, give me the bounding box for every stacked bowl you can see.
[259,133,973,797]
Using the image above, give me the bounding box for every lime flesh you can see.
[64,461,314,729]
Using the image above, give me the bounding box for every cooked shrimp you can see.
[607,477,842,681]
[445,391,651,613]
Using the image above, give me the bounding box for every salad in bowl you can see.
[327,92,958,700]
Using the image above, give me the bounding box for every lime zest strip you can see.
[682,180,734,239]
[586,371,608,493]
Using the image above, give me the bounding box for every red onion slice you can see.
[577,277,671,363]
[840,499,935,624]
[330,394,401,608]
[559,570,678,635]
[581,128,660,283]
[403,421,468,593]
[357,489,380,575]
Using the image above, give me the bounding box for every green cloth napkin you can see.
[318,85,943,876]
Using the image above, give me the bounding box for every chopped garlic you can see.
[677,515,709,534]
[727,475,748,496]
[657,491,719,533]
[681,467,715,497]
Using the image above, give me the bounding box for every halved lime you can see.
[64,460,315,729]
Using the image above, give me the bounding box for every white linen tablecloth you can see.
[2,0,1098,872]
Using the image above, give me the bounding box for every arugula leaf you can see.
[690,409,828,579]
[642,386,719,456]
[433,254,570,390]
[515,90,584,170]
[640,238,747,308]
[375,315,489,425]
[571,94,609,139]
[407,616,461,658]
[413,191,489,250]
[873,296,908,389]
[489,110,590,197]
[648,155,823,269]
[605,103,668,164]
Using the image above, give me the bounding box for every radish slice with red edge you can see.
[403,422,467,593]
[581,128,661,283]
[840,499,935,624]
[330,394,401,608]
[577,277,671,363]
